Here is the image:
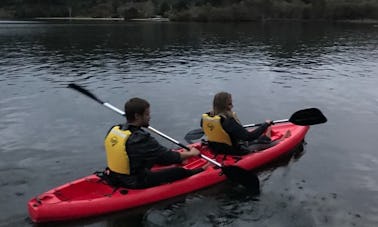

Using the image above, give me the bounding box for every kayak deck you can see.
[28,123,309,223]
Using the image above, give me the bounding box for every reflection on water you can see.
[142,142,360,227]
[1,22,377,88]
[0,21,377,226]
[42,142,306,227]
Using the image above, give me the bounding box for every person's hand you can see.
[179,147,201,161]
[190,147,200,156]
[265,120,273,125]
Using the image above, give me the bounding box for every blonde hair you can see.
[212,92,233,118]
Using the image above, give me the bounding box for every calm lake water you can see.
[0,20,377,227]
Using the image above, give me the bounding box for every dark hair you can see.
[213,92,232,115]
[125,97,150,122]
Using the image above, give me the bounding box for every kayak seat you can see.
[93,169,129,197]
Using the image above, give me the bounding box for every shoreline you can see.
[34,17,124,21]
[33,17,170,22]
[130,17,169,22]
[1,17,376,24]
[336,19,378,24]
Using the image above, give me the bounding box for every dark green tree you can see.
[124,7,140,20]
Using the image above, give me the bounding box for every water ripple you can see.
[0,21,377,227]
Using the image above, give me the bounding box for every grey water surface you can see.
[0,21,377,227]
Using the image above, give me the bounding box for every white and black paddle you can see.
[184,108,327,143]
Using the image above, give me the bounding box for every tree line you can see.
[1,0,377,21]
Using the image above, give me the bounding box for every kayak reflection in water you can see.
[103,97,204,189]
[201,92,291,156]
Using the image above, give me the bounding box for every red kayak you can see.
[28,123,308,223]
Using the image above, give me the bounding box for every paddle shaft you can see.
[243,119,289,128]
[68,84,223,167]
[184,107,326,143]
[147,127,222,167]
[184,119,289,143]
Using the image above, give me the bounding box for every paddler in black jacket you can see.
[201,92,290,155]
[104,97,203,189]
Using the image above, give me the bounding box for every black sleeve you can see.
[127,130,181,168]
[222,118,269,141]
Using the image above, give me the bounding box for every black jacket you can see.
[201,116,270,155]
[108,124,181,187]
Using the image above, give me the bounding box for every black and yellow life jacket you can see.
[104,125,132,175]
[201,113,232,146]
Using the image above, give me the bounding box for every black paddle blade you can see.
[184,128,205,143]
[289,108,327,126]
[67,83,104,104]
[221,165,260,194]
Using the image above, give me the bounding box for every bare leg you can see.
[272,130,291,143]
[283,130,291,138]
[265,126,272,138]
[201,162,211,170]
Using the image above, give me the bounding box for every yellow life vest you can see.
[104,125,132,174]
[201,113,232,146]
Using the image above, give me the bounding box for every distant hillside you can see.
[1,0,377,21]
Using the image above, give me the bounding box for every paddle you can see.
[184,108,327,143]
[67,83,260,193]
